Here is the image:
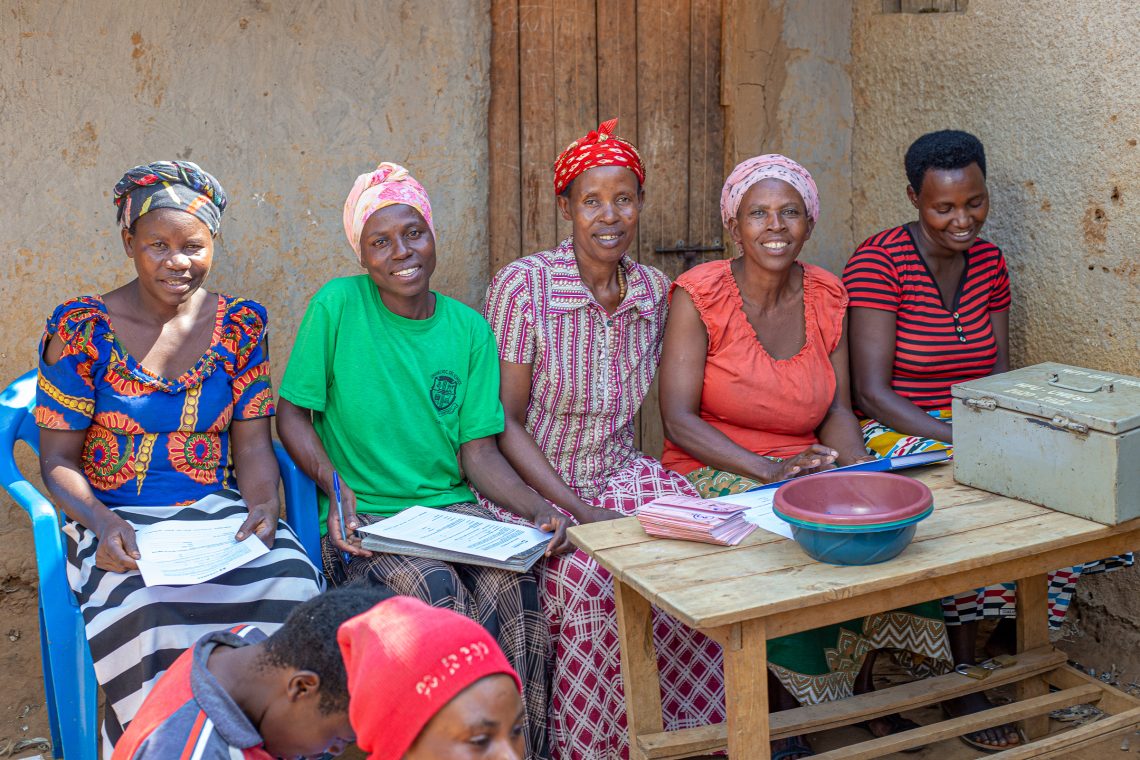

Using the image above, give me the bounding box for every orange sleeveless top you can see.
[661,260,848,475]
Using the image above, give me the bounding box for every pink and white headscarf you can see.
[342,162,434,260]
[720,154,820,228]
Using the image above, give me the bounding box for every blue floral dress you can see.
[36,294,321,747]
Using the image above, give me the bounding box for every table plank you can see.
[1016,572,1051,739]
[615,495,1049,595]
[654,512,1122,627]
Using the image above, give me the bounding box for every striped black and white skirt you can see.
[64,490,323,748]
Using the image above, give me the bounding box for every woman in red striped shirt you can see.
[844,130,1131,751]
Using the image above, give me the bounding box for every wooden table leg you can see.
[614,579,663,760]
[723,619,770,759]
[1015,572,1050,739]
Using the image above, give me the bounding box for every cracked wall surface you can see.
[852,0,1140,661]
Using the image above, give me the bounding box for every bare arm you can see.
[459,436,571,555]
[496,360,615,524]
[816,313,876,465]
[38,332,141,571]
[990,309,1010,374]
[659,289,834,483]
[39,427,141,572]
[848,306,953,444]
[276,397,370,558]
[229,416,281,546]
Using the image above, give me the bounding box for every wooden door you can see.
[489,0,725,457]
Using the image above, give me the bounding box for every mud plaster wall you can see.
[851,0,1140,656]
[722,0,854,274]
[0,1,490,576]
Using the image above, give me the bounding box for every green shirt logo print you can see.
[430,370,461,415]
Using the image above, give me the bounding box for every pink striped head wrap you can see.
[342,162,434,260]
[720,154,820,228]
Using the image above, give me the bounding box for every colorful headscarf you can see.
[342,162,434,260]
[113,161,227,235]
[552,118,645,196]
[720,154,820,227]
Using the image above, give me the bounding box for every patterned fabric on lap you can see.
[478,457,727,760]
[861,409,952,458]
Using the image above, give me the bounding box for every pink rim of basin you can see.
[773,472,933,526]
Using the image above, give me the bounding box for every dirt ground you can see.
[2,597,1137,759]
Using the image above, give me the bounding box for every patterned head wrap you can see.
[720,154,820,227]
[553,118,645,196]
[113,161,227,235]
[342,162,434,261]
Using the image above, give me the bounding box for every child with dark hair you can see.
[112,585,392,760]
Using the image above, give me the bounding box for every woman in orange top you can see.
[660,155,951,758]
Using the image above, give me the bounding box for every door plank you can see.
[688,0,726,267]
[553,0,598,244]
[637,0,691,458]
[489,0,522,276]
[519,0,558,257]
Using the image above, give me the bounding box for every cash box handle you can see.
[1048,373,1115,394]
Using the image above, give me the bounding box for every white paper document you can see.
[358,506,551,562]
[713,489,795,539]
[134,515,269,587]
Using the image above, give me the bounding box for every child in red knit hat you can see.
[338,595,526,760]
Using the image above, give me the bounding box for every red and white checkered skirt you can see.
[479,456,726,760]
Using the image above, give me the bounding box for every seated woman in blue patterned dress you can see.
[35,161,323,749]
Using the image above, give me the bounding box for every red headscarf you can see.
[552,118,645,195]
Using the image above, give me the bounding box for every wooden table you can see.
[568,464,1140,759]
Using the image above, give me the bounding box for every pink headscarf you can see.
[342,162,434,260]
[720,154,820,228]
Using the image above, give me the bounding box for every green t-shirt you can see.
[279,276,505,529]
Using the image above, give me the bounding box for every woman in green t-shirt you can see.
[276,163,568,760]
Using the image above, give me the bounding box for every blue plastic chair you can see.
[0,369,323,759]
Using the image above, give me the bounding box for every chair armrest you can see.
[273,440,323,568]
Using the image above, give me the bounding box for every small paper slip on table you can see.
[568,464,1140,759]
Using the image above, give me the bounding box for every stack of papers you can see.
[356,506,552,572]
[637,495,758,545]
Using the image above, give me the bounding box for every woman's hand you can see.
[93,512,141,573]
[576,506,624,524]
[772,445,838,481]
[326,478,372,558]
[236,501,279,547]
[533,504,573,556]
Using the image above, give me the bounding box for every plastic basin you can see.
[782,510,931,565]
[774,472,933,527]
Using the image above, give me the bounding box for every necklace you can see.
[616,264,627,303]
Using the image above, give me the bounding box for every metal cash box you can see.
[951,362,1140,525]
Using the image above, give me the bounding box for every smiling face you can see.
[358,203,437,308]
[121,207,214,307]
[557,165,643,266]
[404,675,526,760]
[728,178,814,273]
[907,162,989,256]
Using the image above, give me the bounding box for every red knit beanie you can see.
[337,595,522,760]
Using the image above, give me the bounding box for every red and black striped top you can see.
[842,225,1011,410]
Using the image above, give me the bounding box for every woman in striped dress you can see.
[35,162,322,750]
[481,120,727,760]
[843,130,1131,751]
